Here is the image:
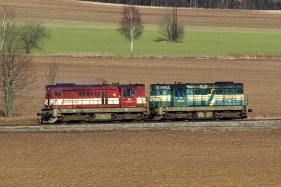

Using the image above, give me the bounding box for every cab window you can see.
[123,89,135,97]
[175,89,186,97]
[194,89,201,95]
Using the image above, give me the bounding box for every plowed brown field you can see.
[13,56,281,120]
[2,0,281,29]
[1,1,281,186]
[1,131,281,186]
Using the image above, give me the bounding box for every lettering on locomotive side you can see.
[178,100,185,102]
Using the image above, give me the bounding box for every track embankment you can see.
[1,120,281,132]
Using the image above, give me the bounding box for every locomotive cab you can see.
[118,84,146,108]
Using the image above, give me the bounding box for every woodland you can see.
[81,0,281,10]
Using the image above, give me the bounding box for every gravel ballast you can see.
[1,120,281,132]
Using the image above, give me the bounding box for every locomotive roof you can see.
[52,83,76,87]
[47,83,145,88]
[117,84,145,89]
[150,82,244,89]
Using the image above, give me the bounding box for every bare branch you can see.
[158,11,185,42]
[45,61,59,85]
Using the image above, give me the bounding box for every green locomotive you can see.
[149,82,251,120]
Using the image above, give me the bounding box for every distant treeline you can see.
[81,0,281,10]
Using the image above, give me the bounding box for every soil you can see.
[1,0,281,29]
[1,131,281,186]
[0,1,281,186]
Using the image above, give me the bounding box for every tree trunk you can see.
[4,80,14,117]
[130,13,134,57]
[130,36,133,57]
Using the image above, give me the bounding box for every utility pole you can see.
[172,0,177,41]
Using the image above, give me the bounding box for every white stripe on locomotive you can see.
[188,94,244,106]
[137,97,146,104]
[46,98,119,105]
[45,97,146,106]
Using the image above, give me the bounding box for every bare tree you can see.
[0,12,34,117]
[159,11,185,42]
[17,21,50,54]
[45,61,59,85]
[118,6,144,56]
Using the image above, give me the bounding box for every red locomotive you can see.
[38,83,148,123]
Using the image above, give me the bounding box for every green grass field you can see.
[38,27,281,57]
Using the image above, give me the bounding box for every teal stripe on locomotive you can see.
[150,82,245,107]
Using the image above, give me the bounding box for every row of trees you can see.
[82,0,281,10]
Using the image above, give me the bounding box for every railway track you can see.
[1,119,281,133]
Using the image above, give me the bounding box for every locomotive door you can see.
[173,88,187,106]
[101,91,108,107]
[121,88,136,107]
[78,90,88,108]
